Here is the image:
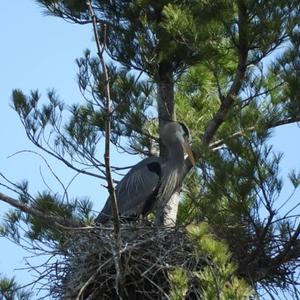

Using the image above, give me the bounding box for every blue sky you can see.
[0,1,300,299]
[0,1,138,297]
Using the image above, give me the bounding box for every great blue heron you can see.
[95,121,195,224]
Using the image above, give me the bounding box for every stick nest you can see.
[52,224,204,300]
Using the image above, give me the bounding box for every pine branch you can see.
[22,127,107,180]
[86,0,120,237]
[110,68,147,116]
[9,150,70,203]
[268,116,300,128]
[87,1,123,297]
[273,222,300,265]
[0,192,80,227]
[209,116,300,151]
[201,0,249,147]
[209,127,256,150]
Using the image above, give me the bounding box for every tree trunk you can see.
[155,191,180,227]
[156,61,180,226]
[157,61,175,141]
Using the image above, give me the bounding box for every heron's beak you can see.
[183,142,196,166]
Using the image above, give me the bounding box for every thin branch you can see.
[209,115,300,152]
[110,68,149,116]
[209,126,255,150]
[200,0,249,148]
[273,222,300,265]
[0,172,34,202]
[75,259,112,300]
[39,166,55,194]
[268,116,300,128]
[86,1,120,233]
[9,150,70,204]
[0,192,80,227]
[240,81,286,105]
[19,127,107,179]
[87,1,123,298]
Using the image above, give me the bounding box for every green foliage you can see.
[76,51,154,140]
[175,52,300,294]
[176,65,221,142]
[37,0,237,75]
[27,192,74,241]
[168,223,253,299]
[188,223,253,299]
[179,121,286,262]
[163,1,236,64]
[0,275,32,300]
[266,30,300,119]
[288,170,300,189]
[2,0,300,298]
[11,50,155,160]
[169,267,189,300]
[1,191,94,247]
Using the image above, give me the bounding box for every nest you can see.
[51,223,205,300]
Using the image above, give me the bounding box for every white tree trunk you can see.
[155,191,180,227]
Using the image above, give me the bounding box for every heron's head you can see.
[161,122,196,166]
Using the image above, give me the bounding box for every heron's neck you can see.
[158,140,185,200]
[166,140,185,171]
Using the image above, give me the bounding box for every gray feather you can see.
[96,156,162,223]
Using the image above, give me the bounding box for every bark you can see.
[156,60,179,226]
[156,0,250,226]
[155,191,180,227]
[201,0,248,147]
[0,192,81,228]
[157,61,175,136]
[87,2,123,297]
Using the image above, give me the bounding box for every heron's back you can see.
[95,156,163,224]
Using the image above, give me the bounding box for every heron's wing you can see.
[96,157,162,223]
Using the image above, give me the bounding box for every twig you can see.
[9,149,70,203]
[86,0,119,236]
[209,126,255,150]
[0,192,80,227]
[201,0,249,147]
[110,68,147,116]
[13,130,107,179]
[75,258,112,300]
[87,1,123,298]
[209,115,300,152]
[273,221,300,265]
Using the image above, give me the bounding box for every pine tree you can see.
[1,0,300,298]
[0,275,32,300]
